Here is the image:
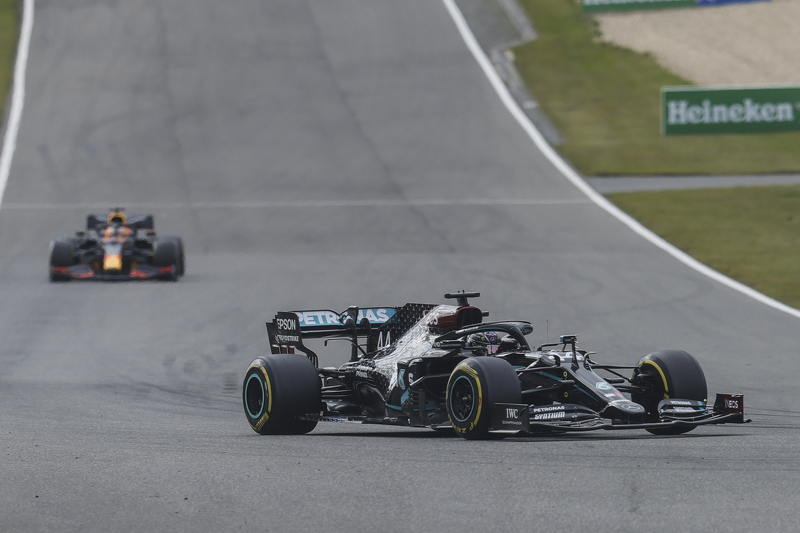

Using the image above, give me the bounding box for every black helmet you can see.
[466,331,500,354]
[497,334,520,353]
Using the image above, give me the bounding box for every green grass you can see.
[0,0,19,122]
[512,0,800,309]
[514,0,800,175]
[608,186,800,308]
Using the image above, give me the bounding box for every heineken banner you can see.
[662,86,800,135]
[581,0,768,13]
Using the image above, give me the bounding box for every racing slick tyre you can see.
[174,238,185,277]
[243,354,321,435]
[49,238,75,282]
[153,238,180,280]
[632,350,707,436]
[446,356,521,440]
[160,235,185,277]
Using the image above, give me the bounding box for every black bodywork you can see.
[246,292,747,437]
[49,210,184,281]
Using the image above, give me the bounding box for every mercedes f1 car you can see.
[243,292,747,439]
[49,208,185,281]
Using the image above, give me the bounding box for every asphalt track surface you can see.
[2,1,800,531]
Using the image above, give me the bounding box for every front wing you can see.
[492,393,748,434]
[52,263,176,281]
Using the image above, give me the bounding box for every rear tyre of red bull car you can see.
[631,350,707,436]
[446,356,521,440]
[243,354,321,435]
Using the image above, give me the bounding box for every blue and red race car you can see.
[49,208,185,281]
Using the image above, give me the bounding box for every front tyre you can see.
[160,235,185,276]
[153,238,180,280]
[632,350,707,436]
[49,238,76,282]
[446,356,521,440]
[243,354,321,435]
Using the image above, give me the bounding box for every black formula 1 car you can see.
[242,292,747,439]
[49,208,185,281]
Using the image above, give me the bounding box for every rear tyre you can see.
[632,350,707,435]
[446,356,521,440]
[153,238,179,280]
[243,354,321,435]
[49,238,75,282]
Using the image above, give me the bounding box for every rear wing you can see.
[266,302,486,367]
[86,214,154,231]
[266,306,403,367]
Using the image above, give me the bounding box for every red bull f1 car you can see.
[49,208,185,281]
[242,292,747,439]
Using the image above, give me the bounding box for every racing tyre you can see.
[243,354,321,435]
[175,238,185,277]
[153,238,180,280]
[632,350,707,435]
[161,235,185,277]
[49,238,75,282]
[446,356,521,440]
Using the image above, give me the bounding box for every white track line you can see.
[440,0,800,319]
[1,198,591,210]
[0,0,33,209]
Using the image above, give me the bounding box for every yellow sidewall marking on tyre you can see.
[448,362,483,432]
[640,360,669,399]
[254,367,273,431]
[469,374,483,432]
[460,363,478,379]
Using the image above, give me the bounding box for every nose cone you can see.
[610,400,645,415]
[103,254,122,271]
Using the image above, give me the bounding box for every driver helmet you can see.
[107,210,127,226]
[105,210,130,239]
[497,334,520,353]
[466,331,501,354]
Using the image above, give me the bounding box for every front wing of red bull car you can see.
[242,292,748,439]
